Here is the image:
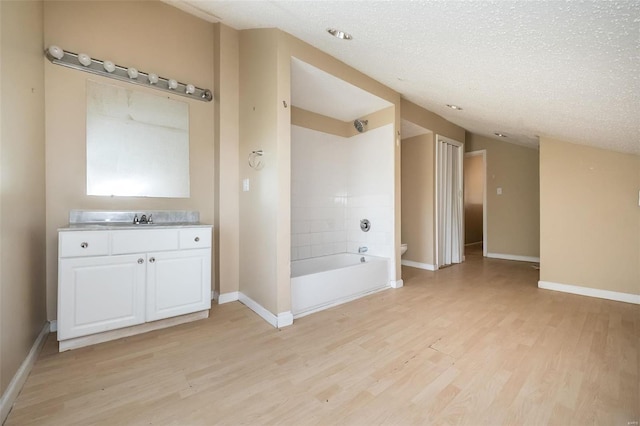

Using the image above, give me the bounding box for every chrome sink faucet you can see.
[133,214,153,225]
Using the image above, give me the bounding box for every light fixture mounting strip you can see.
[44,49,213,102]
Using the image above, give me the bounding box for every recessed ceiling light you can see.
[446,104,463,110]
[327,28,353,40]
[494,132,507,137]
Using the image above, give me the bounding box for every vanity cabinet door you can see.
[58,254,146,340]
[146,248,211,322]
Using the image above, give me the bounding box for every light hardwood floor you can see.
[7,250,639,425]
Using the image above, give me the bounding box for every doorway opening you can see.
[464,150,487,257]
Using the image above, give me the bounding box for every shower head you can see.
[353,119,368,133]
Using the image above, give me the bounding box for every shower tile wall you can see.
[291,126,348,260]
[346,125,394,258]
[291,124,394,261]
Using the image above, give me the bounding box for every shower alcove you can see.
[289,58,397,318]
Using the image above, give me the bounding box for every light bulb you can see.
[127,67,138,79]
[185,84,195,94]
[103,61,116,73]
[77,53,92,66]
[48,45,64,60]
[168,79,178,90]
[148,73,159,85]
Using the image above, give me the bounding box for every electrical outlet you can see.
[243,178,250,192]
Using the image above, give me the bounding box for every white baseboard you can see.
[487,253,540,263]
[238,292,292,328]
[277,311,294,327]
[401,259,437,271]
[1,322,50,424]
[538,280,640,305]
[390,279,404,289]
[217,291,239,304]
[59,310,209,352]
[49,320,57,333]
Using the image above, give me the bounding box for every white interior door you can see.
[436,136,464,268]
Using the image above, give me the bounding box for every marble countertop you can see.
[59,222,212,231]
[59,210,211,231]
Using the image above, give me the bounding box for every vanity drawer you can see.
[59,232,109,258]
[111,229,179,254]
[179,228,211,249]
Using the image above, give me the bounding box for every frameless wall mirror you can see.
[86,80,190,198]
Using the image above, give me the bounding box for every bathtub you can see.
[291,253,389,318]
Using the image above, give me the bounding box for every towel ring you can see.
[248,150,264,170]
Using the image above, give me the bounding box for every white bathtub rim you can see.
[291,253,389,278]
[292,283,391,319]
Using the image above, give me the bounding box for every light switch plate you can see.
[497,187,502,195]
[242,178,250,192]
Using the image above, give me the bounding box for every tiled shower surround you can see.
[291,124,394,261]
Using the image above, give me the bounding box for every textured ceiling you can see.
[171,0,640,154]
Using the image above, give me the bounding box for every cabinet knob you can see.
[149,257,156,263]
[194,237,200,242]
[80,242,88,249]
[137,258,144,264]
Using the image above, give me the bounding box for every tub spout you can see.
[358,246,368,254]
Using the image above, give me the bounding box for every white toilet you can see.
[401,243,408,256]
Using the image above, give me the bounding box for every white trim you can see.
[49,320,57,333]
[401,259,437,271]
[217,291,239,304]
[211,290,216,300]
[277,311,294,328]
[486,253,540,263]
[1,322,50,424]
[538,281,640,305]
[238,292,277,327]
[390,279,404,289]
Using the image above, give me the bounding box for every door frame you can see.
[464,150,487,257]
[434,135,464,269]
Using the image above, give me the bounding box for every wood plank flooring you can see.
[6,250,639,425]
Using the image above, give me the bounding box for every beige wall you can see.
[238,29,280,313]
[214,23,240,297]
[291,106,394,138]
[44,1,216,319]
[540,138,640,295]
[401,99,466,142]
[401,134,435,265]
[0,0,47,394]
[399,100,466,267]
[466,133,540,258]
[464,153,483,245]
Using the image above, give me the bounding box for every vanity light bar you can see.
[45,46,213,102]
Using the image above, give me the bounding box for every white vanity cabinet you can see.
[58,253,146,340]
[58,226,212,346]
[146,248,211,322]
